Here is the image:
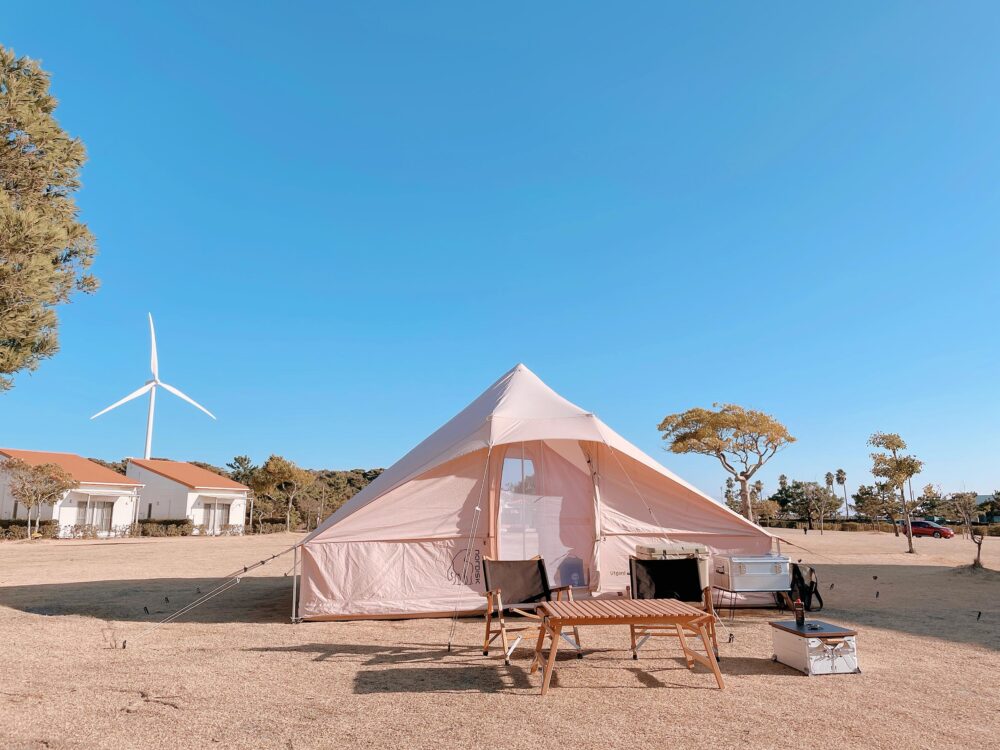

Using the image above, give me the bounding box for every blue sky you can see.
[3,3,999,500]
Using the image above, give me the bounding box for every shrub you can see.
[137,519,193,537]
[1,524,29,540]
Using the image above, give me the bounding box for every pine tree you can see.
[1,46,98,391]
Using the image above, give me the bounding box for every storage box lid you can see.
[769,620,857,638]
[716,554,790,564]
[635,543,709,555]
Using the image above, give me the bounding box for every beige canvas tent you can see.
[298,364,773,620]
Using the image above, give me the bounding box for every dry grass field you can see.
[1,530,998,750]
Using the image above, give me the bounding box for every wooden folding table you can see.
[530,598,725,695]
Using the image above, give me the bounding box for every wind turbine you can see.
[91,313,216,459]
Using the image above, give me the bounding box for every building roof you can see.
[128,458,248,491]
[0,448,140,486]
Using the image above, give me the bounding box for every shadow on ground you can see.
[0,563,997,650]
[0,576,292,623]
[798,563,999,650]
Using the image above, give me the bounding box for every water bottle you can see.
[794,598,805,627]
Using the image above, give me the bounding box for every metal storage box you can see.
[769,621,861,676]
[711,553,790,592]
[634,544,710,589]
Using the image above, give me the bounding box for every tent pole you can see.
[589,446,603,592]
[291,545,299,623]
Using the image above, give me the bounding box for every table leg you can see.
[675,624,694,669]
[540,623,563,696]
[696,623,725,689]
[530,620,548,674]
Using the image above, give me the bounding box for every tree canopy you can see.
[868,432,923,552]
[1,457,76,536]
[659,403,794,522]
[0,46,98,392]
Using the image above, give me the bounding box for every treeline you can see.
[88,455,383,532]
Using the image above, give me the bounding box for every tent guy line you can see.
[447,444,492,653]
[122,545,298,648]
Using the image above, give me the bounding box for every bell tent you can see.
[297,364,773,620]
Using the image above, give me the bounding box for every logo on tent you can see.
[448,548,481,587]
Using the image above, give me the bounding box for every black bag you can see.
[789,563,824,612]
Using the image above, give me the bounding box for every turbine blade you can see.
[90,382,154,419]
[148,313,159,379]
[158,381,216,419]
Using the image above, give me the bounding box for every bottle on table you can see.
[794,598,805,627]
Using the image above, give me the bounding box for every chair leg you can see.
[497,615,510,665]
[630,624,638,660]
[573,626,583,658]
[483,606,492,656]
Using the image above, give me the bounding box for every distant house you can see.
[0,448,143,536]
[126,458,248,534]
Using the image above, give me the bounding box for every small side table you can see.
[769,620,861,676]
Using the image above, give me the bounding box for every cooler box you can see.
[769,620,861,676]
[712,553,790,592]
[634,544,710,589]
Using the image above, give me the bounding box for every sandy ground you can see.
[1,531,998,750]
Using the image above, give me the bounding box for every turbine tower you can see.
[91,313,216,459]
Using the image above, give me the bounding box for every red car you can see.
[903,520,955,538]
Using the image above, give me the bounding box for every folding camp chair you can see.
[626,556,719,660]
[482,556,583,665]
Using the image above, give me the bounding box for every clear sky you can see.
[3,3,998,501]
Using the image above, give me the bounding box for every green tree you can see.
[823,472,835,520]
[949,491,985,569]
[778,474,788,490]
[722,477,739,513]
[226,455,257,486]
[1,458,76,536]
[769,479,836,530]
[835,468,848,518]
[0,46,98,391]
[226,455,258,527]
[257,455,315,532]
[869,433,923,553]
[852,484,887,529]
[659,404,795,522]
[918,484,945,517]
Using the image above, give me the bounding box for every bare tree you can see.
[949,492,985,569]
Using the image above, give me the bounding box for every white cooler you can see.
[769,620,861,676]
[712,553,791,592]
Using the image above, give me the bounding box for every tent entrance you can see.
[495,441,595,589]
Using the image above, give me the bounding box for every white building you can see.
[126,458,248,534]
[0,448,143,536]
